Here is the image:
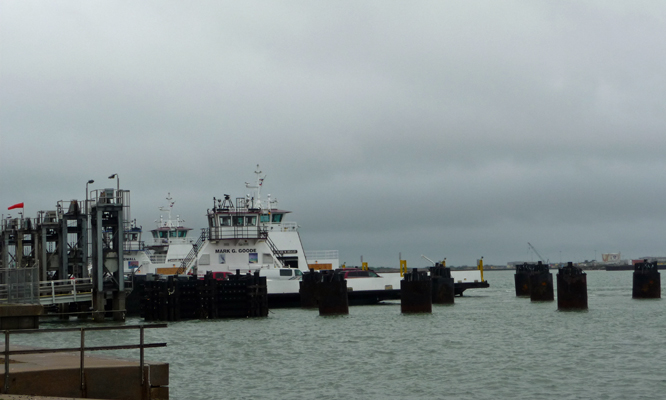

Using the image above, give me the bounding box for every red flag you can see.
[8,202,24,210]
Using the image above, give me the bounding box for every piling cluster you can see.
[299,270,349,315]
[514,261,588,310]
[142,271,267,321]
[557,263,588,310]
[400,268,432,313]
[430,263,455,304]
[514,262,553,301]
[529,262,554,302]
[632,260,661,299]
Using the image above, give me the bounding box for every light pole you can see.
[108,174,119,202]
[85,179,94,276]
[86,179,94,210]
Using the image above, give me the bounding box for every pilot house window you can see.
[233,216,244,226]
[271,214,283,223]
[219,216,231,226]
[245,216,257,226]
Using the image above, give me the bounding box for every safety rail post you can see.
[80,327,86,397]
[3,331,9,393]
[50,281,55,303]
[140,325,145,386]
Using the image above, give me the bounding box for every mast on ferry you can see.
[158,193,176,227]
[245,165,266,210]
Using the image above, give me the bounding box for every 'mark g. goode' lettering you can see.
[215,249,257,254]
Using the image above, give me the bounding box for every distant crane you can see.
[527,242,548,264]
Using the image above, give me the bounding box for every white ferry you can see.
[124,194,197,276]
[179,166,308,281]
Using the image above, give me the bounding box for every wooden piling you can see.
[633,260,661,299]
[401,268,432,313]
[557,262,588,310]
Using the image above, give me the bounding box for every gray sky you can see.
[2,1,666,267]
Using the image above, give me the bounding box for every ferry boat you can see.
[124,194,197,276]
[178,166,308,280]
[174,166,488,307]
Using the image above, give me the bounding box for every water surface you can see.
[17,270,666,399]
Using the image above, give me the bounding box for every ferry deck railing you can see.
[2,324,167,396]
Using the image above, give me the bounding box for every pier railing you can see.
[2,324,167,396]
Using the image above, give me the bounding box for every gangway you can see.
[38,278,93,305]
[0,278,94,306]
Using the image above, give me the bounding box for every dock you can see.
[1,325,168,400]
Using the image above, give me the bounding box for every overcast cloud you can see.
[2,1,666,267]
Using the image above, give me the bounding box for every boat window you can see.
[152,232,158,239]
[178,230,187,238]
[159,231,167,238]
[271,214,283,223]
[169,230,177,238]
[245,216,257,226]
[233,216,244,226]
[368,271,379,277]
[279,269,293,277]
[260,215,270,223]
[220,216,231,226]
[295,270,303,276]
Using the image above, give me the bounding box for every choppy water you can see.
[13,270,666,399]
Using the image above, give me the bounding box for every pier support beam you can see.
[633,260,661,299]
[92,291,105,322]
[401,269,432,313]
[557,262,588,310]
[113,290,126,321]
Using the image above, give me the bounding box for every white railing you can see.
[280,222,298,231]
[38,278,93,305]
